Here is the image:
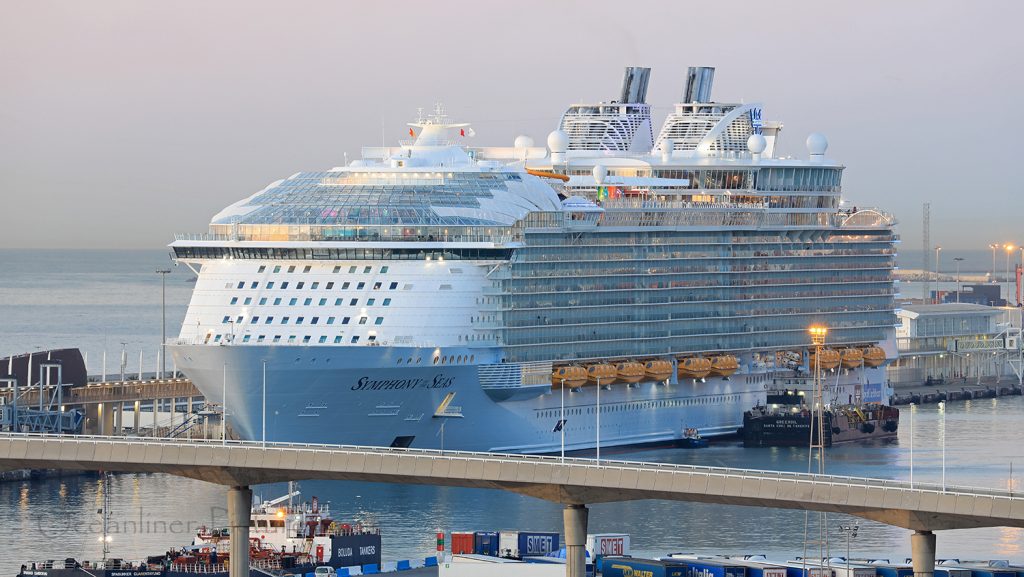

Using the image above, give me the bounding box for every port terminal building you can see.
[888,303,1020,385]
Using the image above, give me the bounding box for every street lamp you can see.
[596,376,601,465]
[953,257,965,303]
[808,325,828,471]
[838,524,859,572]
[934,246,942,304]
[909,402,915,489]
[156,269,171,378]
[990,243,1000,283]
[939,400,947,490]
[1006,245,1015,304]
[560,378,566,463]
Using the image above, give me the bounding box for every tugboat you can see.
[17,490,382,577]
[741,387,899,448]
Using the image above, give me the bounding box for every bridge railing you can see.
[0,431,1019,501]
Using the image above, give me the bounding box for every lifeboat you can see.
[862,346,887,368]
[708,355,739,378]
[551,365,587,388]
[644,359,673,381]
[615,361,645,384]
[809,348,841,370]
[677,357,712,380]
[587,363,618,385]
[840,348,864,369]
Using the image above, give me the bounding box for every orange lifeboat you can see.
[551,365,587,388]
[708,355,739,378]
[644,359,673,381]
[587,363,618,385]
[615,361,645,384]
[809,348,841,371]
[840,348,864,369]
[677,357,712,380]
[861,346,887,368]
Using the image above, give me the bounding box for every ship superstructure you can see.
[169,67,898,453]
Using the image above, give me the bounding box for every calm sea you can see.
[0,250,1021,574]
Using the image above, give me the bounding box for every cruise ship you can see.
[168,66,899,453]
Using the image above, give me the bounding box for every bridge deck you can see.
[0,433,1021,531]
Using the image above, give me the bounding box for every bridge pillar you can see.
[911,530,936,577]
[563,504,588,577]
[114,404,123,436]
[100,403,114,436]
[133,401,140,434]
[152,399,159,430]
[228,485,252,577]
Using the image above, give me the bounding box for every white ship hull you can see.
[172,344,884,453]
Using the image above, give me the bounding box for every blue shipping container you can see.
[474,531,498,556]
[863,565,913,577]
[682,559,748,577]
[602,558,687,577]
[518,532,560,557]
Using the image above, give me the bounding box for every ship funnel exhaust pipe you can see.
[684,66,715,103]
[619,67,651,104]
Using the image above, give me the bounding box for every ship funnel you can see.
[619,67,651,104]
[684,66,715,103]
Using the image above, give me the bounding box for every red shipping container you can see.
[451,531,475,554]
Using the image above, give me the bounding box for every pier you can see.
[1,378,218,437]
[1,434,1022,577]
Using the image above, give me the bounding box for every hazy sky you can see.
[1,0,1021,251]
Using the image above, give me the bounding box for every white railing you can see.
[0,431,1020,502]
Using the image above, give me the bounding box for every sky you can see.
[1,0,1021,250]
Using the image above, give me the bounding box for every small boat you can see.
[551,365,587,388]
[861,346,886,367]
[677,357,712,380]
[615,361,645,383]
[679,428,708,448]
[708,355,739,378]
[808,348,841,370]
[840,348,864,369]
[643,359,673,381]
[586,363,618,385]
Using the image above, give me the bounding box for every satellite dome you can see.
[806,133,828,156]
[747,134,767,154]
[514,135,535,149]
[592,164,608,185]
[547,130,569,153]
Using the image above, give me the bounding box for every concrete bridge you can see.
[1,434,1021,577]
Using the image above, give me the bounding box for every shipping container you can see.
[935,566,1016,577]
[718,560,788,577]
[781,563,834,577]
[497,531,560,559]
[679,558,749,577]
[474,531,498,556]
[602,557,688,577]
[451,532,474,555]
[587,533,631,558]
[856,564,913,577]
[791,562,872,577]
[936,570,974,577]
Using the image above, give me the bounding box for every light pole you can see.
[939,400,946,490]
[838,525,858,571]
[1006,245,1015,305]
[934,246,942,304]
[909,402,915,489]
[560,378,566,463]
[953,257,964,303]
[990,243,999,284]
[595,376,601,465]
[262,359,267,448]
[156,269,171,378]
